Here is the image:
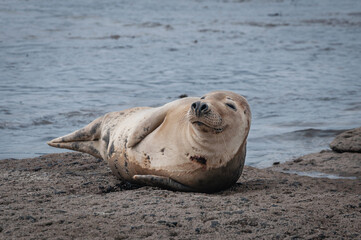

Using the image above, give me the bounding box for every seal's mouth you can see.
[192,121,225,133]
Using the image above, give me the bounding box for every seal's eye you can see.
[226,103,237,111]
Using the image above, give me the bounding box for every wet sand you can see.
[1,129,360,239]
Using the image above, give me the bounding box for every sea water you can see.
[1,0,360,167]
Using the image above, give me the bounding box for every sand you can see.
[1,128,360,239]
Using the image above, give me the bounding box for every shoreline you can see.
[1,128,360,239]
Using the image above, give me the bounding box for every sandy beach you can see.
[1,128,360,239]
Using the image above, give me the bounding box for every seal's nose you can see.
[191,101,209,116]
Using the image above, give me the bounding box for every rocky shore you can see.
[1,128,360,239]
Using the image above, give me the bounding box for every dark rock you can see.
[54,190,66,195]
[21,215,37,222]
[240,197,250,203]
[44,221,53,226]
[166,222,178,227]
[210,220,219,228]
[157,220,166,225]
[317,233,327,239]
[290,181,302,188]
[178,94,188,98]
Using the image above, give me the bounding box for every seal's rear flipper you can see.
[47,116,104,159]
[133,175,195,192]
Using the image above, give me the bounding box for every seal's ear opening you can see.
[127,107,168,148]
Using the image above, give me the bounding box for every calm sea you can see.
[1,0,360,167]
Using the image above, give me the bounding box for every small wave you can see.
[345,102,361,111]
[251,128,347,142]
[348,12,361,17]
[0,121,26,130]
[198,29,224,33]
[32,119,53,126]
[123,22,173,30]
[67,35,139,40]
[290,128,346,138]
[316,97,338,101]
[0,108,11,115]
[302,18,361,27]
[93,45,133,50]
[59,110,103,119]
[232,21,290,28]
[345,105,361,111]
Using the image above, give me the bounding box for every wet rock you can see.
[330,127,361,153]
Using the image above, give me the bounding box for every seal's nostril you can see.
[200,103,208,112]
[191,102,209,116]
[191,101,200,111]
[191,103,197,110]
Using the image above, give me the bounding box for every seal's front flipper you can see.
[127,107,168,148]
[47,116,104,159]
[133,175,195,192]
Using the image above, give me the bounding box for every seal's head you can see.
[187,91,251,140]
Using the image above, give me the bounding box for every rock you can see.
[330,127,361,153]
[210,221,219,228]
[33,167,42,171]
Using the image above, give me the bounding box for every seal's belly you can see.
[107,145,245,192]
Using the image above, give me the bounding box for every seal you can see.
[48,91,251,192]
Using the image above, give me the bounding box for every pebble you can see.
[210,221,219,228]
